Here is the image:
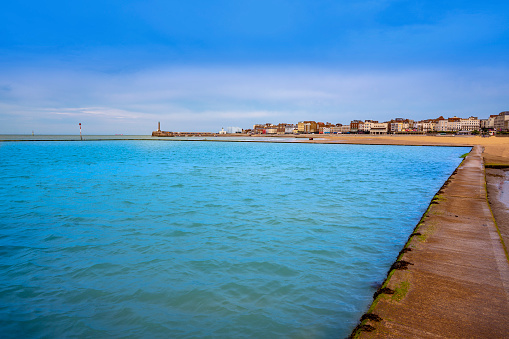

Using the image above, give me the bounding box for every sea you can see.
[0,137,469,338]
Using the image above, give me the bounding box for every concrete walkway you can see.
[354,146,509,338]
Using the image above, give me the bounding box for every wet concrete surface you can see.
[486,169,509,251]
[354,146,509,338]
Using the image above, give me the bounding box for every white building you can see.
[436,117,461,132]
[423,119,436,132]
[459,117,480,132]
[285,124,296,134]
[370,122,388,134]
[415,119,436,132]
[362,120,377,133]
[436,117,448,131]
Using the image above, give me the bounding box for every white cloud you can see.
[0,64,508,134]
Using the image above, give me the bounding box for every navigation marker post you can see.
[79,123,82,140]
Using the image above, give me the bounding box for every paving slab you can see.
[353,146,509,338]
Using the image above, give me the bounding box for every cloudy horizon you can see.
[1,1,508,134]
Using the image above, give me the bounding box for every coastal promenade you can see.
[350,145,509,338]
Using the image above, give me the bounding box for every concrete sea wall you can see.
[351,145,509,338]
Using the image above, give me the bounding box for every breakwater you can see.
[350,145,509,338]
[152,131,221,137]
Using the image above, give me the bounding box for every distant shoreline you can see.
[2,133,508,165]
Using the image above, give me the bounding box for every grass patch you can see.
[391,281,410,302]
[459,153,469,158]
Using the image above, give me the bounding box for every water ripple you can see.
[0,141,468,338]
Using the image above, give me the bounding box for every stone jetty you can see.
[351,145,509,338]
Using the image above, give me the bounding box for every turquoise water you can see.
[0,141,468,338]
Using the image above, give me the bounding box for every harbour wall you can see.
[350,145,509,338]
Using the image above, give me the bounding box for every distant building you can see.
[331,124,343,134]
[436,116,461,132]
[277,123,296,134]
[436,116,447,131]
[253,124,266,134]
[485,115,496,130]
[370,122,388,134]
[388,118,414,132]
[219,127,227,134]
[362,120,378,133]
[248,112,497,136]
[448,117,461,131]
[297,121,318,134]
[460,117,480,132]
[433,116,479,132]
[341,125,351,133]
[421,119,437,133]
[319,122,335,134]
[265,125,278,134]
[350,120,363,133]
[494,111,509,132]
[481,115,497,131]
[389,121,403,133]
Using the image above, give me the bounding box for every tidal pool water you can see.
[0,140,468,338]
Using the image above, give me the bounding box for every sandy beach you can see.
[303,134,509,167]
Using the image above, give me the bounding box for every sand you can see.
[304,134,509,167]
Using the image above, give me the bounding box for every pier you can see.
[151,122,220,137]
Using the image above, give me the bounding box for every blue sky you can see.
[1,0,508,134]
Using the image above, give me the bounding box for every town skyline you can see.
[1,1,509,134]
[239,111,508,134]
[150,111,507,136]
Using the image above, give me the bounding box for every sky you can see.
[1,0,508,134]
